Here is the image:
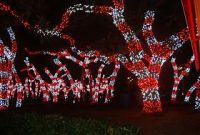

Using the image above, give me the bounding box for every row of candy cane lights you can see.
[1,41,121,110]
[0,28,120,109]
[18,56,120,108]
[0,0,190,112]
[171,55,200,109]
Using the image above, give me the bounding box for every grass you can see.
[0,110,139,135]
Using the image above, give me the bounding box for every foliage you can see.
[0,110,139,135]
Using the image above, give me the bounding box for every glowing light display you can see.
[170,55,200,110]
[0,27,22,109]
[139,10,189,112]
[24,48,121,104]
[0,0,190,113]
[171,55,194,101]
[185,75,200,109]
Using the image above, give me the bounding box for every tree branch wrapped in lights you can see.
[171,55,194,101]
[170,55,200,109]
[184,75,200,109]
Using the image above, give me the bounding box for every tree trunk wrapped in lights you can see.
[139,11,189,112]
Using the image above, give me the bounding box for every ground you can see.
[10,102,200,135]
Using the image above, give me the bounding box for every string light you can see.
[195,90,200,109]
[0,27,22,109]
[171,55,194,101]
[185,75,200,109]
[23,54,121,104]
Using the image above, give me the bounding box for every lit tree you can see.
[138,10,188,112]
[0,27,22,109]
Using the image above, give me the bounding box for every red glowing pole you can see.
[181,0,200,70]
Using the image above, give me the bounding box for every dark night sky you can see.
[0,0,196,102]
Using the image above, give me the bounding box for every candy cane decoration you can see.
[16,83,23,107]
[23,57,49,102]
[34,81,39,97]
[73,80,82,101]
[28,79,35,97]
[53,58,75,86]
[106,61,121,102]
[44,67,63,103]
[54,67,70,99]
[24,78,29,97]
[92,64,105,103]
[100,75,108,94]
[53,58,82,101]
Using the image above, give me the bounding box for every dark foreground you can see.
[2,102,200,135]
[0,110,138,135]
